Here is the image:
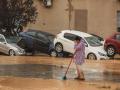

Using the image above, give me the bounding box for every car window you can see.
[91,34,104,41]
[26,31,36,37]
[37,33,49,43]
[0,35,5,42]
[48,35,55,42]
[64,33,88,46]
[85,36,103,46]
[6,36,19,43]
[116,34,120,41]
[64,33,77,41]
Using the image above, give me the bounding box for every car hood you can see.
[88,46,106,54]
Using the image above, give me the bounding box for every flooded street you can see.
[0,56,119,90]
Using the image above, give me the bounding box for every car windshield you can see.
[85,36,103,46]
[91,34,104,41]
[6,37,19,43]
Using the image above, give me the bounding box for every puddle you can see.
[0,64,119,83]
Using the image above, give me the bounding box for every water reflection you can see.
[0,64,119,83]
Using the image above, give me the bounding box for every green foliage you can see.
[0,0,38,36]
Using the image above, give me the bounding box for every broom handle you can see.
[65,58,73,76]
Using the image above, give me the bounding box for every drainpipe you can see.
[68,0,73,30]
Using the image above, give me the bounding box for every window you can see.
[75,9,88,32]
[117,11,120,32]
[6,36,19,43]
[64,33,77,41]
[85,36,103,46]
[37,33,49,43]
[116,34,120,40]
[0,35,5,42]
[26,31,36,37]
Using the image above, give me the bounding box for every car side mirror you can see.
[85,43,88,47]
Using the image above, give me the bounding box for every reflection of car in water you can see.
[18,29,57,57]
[54,30,108,60]
[104,32,120,57]
[0,34,25,56]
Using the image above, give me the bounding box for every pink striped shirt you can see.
[74,39,85,65]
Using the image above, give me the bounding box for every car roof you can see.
[61,30,92,37]
[28,29,55,36]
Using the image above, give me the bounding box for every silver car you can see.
[0,34,25,56]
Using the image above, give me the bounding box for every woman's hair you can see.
[75,36,82,41]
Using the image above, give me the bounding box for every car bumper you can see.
[15,51,26,56]
[97,55,109,60]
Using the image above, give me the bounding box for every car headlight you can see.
[98,52,106,56]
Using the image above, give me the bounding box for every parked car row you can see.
[0,29,119,60]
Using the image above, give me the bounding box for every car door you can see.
[81,38,88,58]
[115,34,120,53]
[62,33,77,54]
[25,31,37,49]
[36,33,50,53]
[0,35,8,54]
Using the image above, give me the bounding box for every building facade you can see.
[28,0,120,38]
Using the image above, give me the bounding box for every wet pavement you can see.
[0,56,119,90]
[0,64,119,83]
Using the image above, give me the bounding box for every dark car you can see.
[17,29,57,57]
[104,32,120,57]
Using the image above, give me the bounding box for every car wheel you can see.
[55,43,63,53]
[50,50,57,57]
[87,53,97,60]
[9,49,16,56]
[106,46,116,57]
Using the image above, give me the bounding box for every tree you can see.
[0,0,38,36]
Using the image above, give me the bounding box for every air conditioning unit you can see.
[43,0,52,8]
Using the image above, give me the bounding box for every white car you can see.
[0,34,25,56]
[54,30,108,60]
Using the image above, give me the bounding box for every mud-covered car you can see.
[18,29,57,57]
[0,34,25,56]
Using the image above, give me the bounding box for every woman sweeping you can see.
[74,36,85,80]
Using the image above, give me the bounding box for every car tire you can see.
[9,49,16,56]
[55,43,63,53]
[106,46,116,57]
[87,53,97,60]
[50,50,58,57]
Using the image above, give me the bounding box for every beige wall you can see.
[28,0,120,38]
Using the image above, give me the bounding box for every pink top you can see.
[74,39,85,65]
